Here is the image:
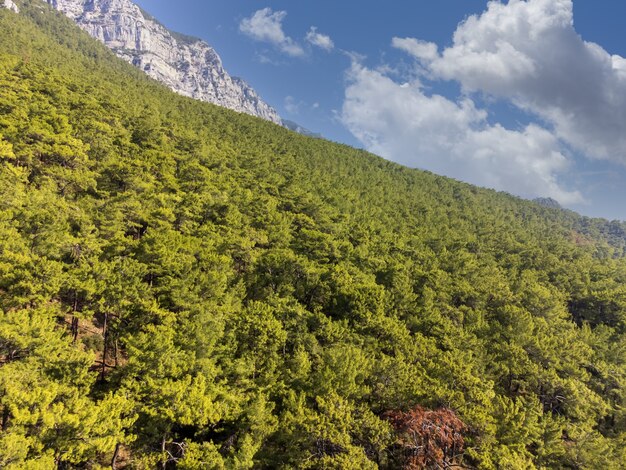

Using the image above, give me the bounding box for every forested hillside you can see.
[1,1,625,468]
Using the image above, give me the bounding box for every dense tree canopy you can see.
[0,1,625,468]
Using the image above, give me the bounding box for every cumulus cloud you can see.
[341,0,626,205]
[240,8,304,57]
[306,27,334,51]
[341,62,583,204]
[407,0,626,163]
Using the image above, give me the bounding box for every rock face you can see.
[3,0,19,12]
[45,0,283,124]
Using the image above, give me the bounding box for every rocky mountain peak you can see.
[43,0,283,124]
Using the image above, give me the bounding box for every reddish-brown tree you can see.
[385,405,467,469]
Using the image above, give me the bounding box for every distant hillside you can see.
[534,197,562,209]
[282,119,323,138]
[1,1,626,468]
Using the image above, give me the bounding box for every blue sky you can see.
[134,0,626,221]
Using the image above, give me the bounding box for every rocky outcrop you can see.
[45,0,282,124]
[282,120,322,139]
[2,0,19,12]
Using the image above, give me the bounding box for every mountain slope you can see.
[1,2,626,469]
[45,0,282,124]
[282,119,323,139]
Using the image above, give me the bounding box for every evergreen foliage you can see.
[1,1,625,468]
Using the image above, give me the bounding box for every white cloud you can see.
[341,62,583,204]
[240,8,304,57]
[306,27,334,51]
[341,0,626,205]
[410,0,626,163]
[392,37,438,62]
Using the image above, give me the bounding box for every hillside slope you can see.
[0,2,625,468]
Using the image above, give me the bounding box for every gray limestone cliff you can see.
[3,0,19,12]
[43,0,283,124]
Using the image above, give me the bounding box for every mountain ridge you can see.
[44,0,283,124]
